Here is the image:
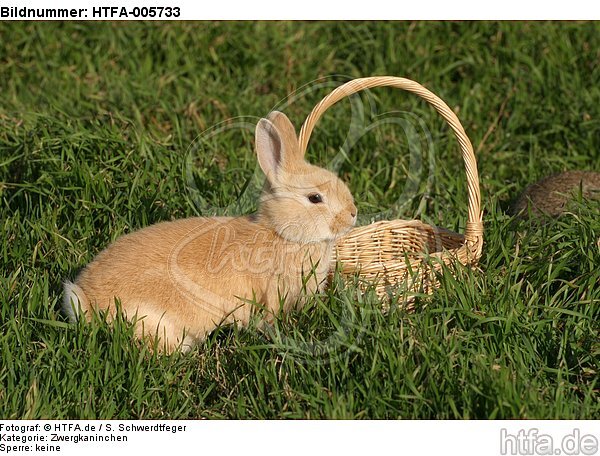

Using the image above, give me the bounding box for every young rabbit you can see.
[63,111,357,352]
[510,170,600,219]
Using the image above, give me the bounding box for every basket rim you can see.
[297,76,483,255]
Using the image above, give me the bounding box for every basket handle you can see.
[298,76,483,248]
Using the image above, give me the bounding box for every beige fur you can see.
[63,112,357,352]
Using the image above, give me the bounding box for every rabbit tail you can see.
[62,281,90,322]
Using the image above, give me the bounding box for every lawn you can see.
[0,21,598,419]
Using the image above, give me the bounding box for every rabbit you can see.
[510,170,600,219]
[63,111,357,352]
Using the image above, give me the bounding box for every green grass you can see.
[1,21,599,419]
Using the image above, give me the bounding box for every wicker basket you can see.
[297,76,484,306]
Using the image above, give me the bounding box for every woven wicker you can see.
[298,76,484,306]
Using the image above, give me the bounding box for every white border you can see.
[0,0,598,19]
[0,420,598,456]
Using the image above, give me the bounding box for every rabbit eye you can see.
[307,193,323,204]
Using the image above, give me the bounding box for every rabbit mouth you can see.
[328,212,357,241]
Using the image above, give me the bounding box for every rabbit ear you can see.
[255,111,302,181]
[267,111,302,163]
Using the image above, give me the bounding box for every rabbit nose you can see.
[349,204,357,218]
